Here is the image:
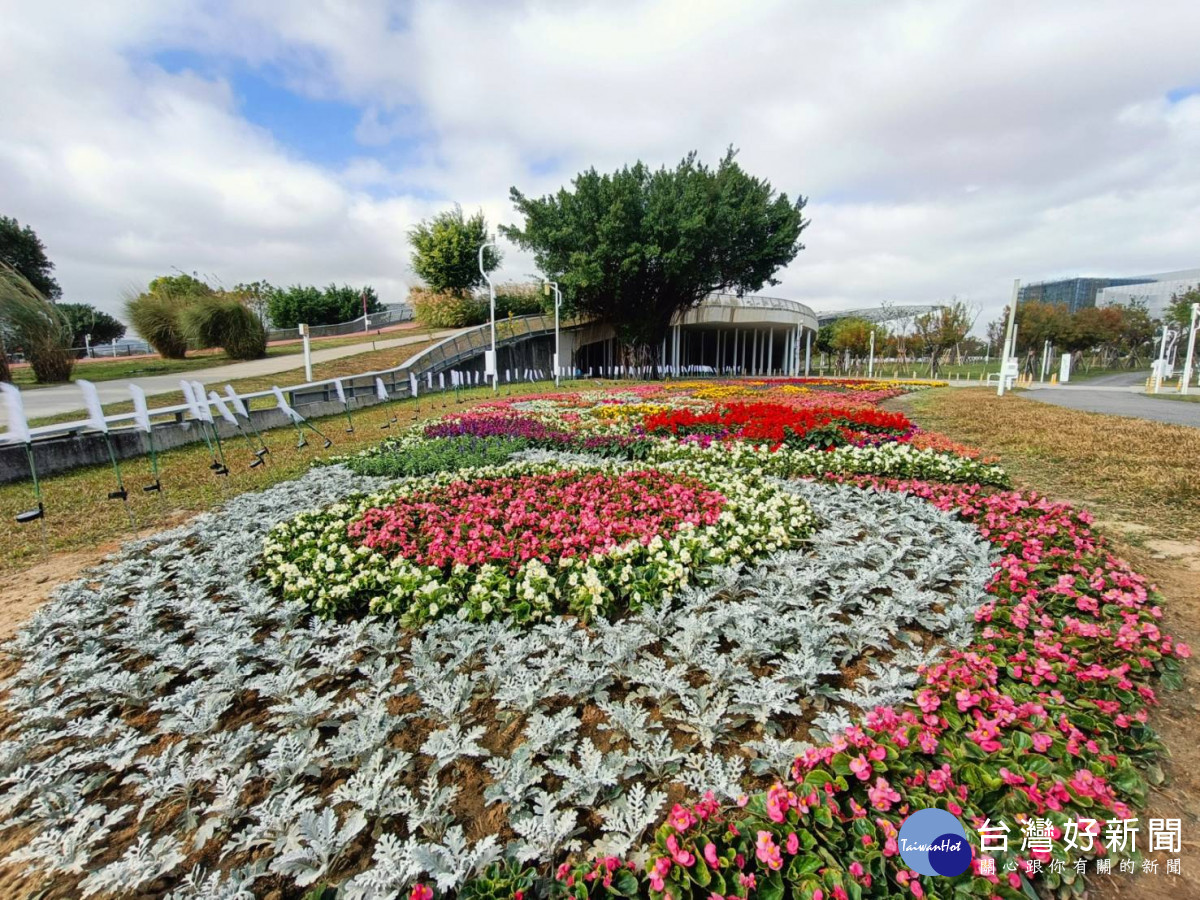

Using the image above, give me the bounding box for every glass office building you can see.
[1095,269,1200,319]
[1018,276,1156,313]
[1019,269,1199,315]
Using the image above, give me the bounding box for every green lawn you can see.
[9,326,434,388]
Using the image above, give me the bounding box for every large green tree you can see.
[1166,285,1200,330]
[409,205,501,294]
[501,149,808,353]
[0,216,61,300]
[57,302,126,349]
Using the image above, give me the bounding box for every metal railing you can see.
[10,313,569,447]
[264,304,413,343]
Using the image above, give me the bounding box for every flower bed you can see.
[641,400,914,447]
[0,378,1186,900]
[263,459,815,623]
[348,469,727,567]
[0,465,992,899]
[565,475,1189,900]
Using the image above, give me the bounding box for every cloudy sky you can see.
[3,0,1199,330]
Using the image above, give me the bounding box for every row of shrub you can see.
[411,283,550,329]
[266,283,382,329]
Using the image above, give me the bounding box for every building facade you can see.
[1095,269,1200,319]
[1019,268,1200,317]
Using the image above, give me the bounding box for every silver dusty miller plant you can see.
[0,456,993,896]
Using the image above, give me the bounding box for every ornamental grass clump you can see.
[0,263,74,383]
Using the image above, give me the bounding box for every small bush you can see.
[458,860,537,900]
[344,434,529,478]
[410,287,488,329]
[180,296,267,360]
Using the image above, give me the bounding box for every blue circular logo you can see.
[897,809,971,877]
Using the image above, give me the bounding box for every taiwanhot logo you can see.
[897,808,972,877]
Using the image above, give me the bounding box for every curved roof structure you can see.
[816,304,942,326]
[679,292,818,331]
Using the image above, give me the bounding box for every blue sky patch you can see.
[150,49,405,169]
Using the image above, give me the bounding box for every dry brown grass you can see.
[902,387,1200,541]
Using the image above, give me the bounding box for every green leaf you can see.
[688,857,712,888]
[758,871,785,900]
[786,853,822,881]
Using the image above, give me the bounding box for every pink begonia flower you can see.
[786,832,799,854]
[868,776,901,811]
[849,754,872,780]
[409,885,433,900]
[666,834,695,867]
[668,803,695,831]
[704,842,720,867]
[755,831,783,871]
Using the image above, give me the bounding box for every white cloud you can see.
[2,0,1199,330]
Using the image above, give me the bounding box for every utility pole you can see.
[1182,303,1199,396]
[545,281,562,387]
[480,239,498,392]
[998,279,1020,397]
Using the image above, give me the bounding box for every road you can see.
[1021,370,1200,427]
[5,329,459,425]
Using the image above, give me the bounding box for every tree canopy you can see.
[828,317,888,357]
[409,206,501,294]
[1166,285,1200,330]
[501,149,808,349]
[912,301,974,376]
[265,283,381,329]
[989,299,1157,363]
[57,302,126,348]
[0,216,61,300]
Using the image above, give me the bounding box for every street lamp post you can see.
[544,281,562,387]
[1183,303,1199,396]
[479,239,498,392]
[1154,324,1172,394]
[998,279,1020,397]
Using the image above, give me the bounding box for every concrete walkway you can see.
[1022,372,1200,427]
[8,329,459,424]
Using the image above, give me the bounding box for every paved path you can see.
[7,329,459,424]
[1022,374,1200,427]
